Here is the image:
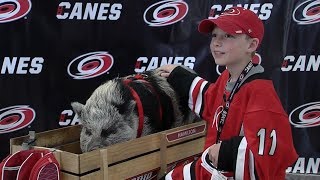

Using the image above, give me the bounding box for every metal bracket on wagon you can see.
[22,131,36,150]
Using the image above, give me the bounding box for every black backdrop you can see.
[0,0,319,175]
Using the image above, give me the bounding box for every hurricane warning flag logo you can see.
[289,102,320,128]
[0,0,31,23]
[0,105,35,134]
[143,0,188,27]
[220,7,241,17]
[67,51,114,80]
[293,0,320,25]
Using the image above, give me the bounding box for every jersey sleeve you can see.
[239,109,298,179]
[237,88,297,179]
[218,111,298,179]
[167,66,211,119]
[218,85,298,179]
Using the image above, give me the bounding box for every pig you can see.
[71,69,198,152]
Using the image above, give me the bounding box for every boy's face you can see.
[210,27,258,66]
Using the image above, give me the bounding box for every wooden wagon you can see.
[10,121,207,179]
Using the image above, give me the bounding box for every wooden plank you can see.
[105,121,206,165]
[10,125,81,148]
[10,145,23,153]
[107,152,160,180]
[60,172,79,180]
[100,149,108,180]
[80,171,101,180]
[159,133,168,177]
[61,169,101,180]
[56,141,81,154]
[79,149,100,173]
[77,133,161,174]
[59,151,81,174]
[166,137,205,164]
[106,133,161,164]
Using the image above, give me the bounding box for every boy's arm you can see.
[167,66,210,118]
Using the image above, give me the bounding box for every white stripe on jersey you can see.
[183,162,192,179]
[188,77,208,114]
[200,147,214,173]
[165,170,173,180]
[188,77,202,110]
[195,81,208,114]
[235,138,247,179]
[249,150,256,180]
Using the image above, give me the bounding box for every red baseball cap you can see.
[198,7,264,46]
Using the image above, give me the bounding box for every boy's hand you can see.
[156,64,178,78]
[208,143,221,167]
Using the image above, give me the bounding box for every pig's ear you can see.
[71,102,85,118]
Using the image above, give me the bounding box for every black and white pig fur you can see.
[71,70,198,152]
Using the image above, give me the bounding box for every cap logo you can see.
[248,29,252,33]
[235,30,243,33]
[220,8,240,17]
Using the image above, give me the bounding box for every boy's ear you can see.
[248,37,259,53]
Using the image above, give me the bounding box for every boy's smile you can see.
[212,51,225,59]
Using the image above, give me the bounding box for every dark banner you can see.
[0,0,319,175]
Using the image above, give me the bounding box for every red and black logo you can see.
[293,0,320,25]
[67,51,114,80]
[0,105,35,134]
[289,102,320,128]
[143,0,188,27]
[0,0,31,23]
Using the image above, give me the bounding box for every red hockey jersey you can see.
[165,66,298,180]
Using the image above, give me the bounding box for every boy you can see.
[158,7,298,180]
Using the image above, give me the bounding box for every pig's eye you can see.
[85,129,92,136]
[101,129,109,137]
[101,128,117,137]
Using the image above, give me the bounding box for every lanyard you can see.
[216,61,253,143]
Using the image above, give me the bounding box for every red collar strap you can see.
[123,74,163,138]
